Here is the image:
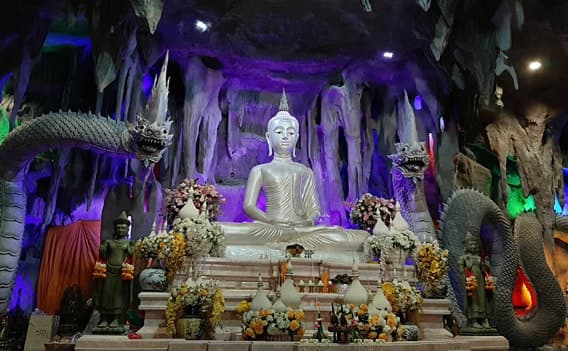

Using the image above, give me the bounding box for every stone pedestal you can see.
[76,336,505,351]
[418,298,454,340]
[137,292,169,339]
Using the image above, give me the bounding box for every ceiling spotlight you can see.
[382,51,394,59]
[195,20,210,33]
[528,60,542,71]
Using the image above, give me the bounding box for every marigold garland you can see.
[92,261,107,279]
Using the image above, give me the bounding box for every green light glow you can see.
[506,172,536,219]
[0,108,9,144]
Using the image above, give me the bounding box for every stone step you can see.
[74,335,499,351]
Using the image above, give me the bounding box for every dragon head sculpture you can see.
[126,116,173,166]
[124,50,173,166]
[388,91,431,179]
[389,141,430,178]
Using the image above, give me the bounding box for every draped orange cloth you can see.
[36,220,101,314]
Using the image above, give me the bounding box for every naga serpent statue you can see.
[0,54,173,315]
[442,189,567,349]
[389,91,435,242]
[390,91,567,348]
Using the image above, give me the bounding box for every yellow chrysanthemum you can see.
[289,320,300,331]
[245,328,254,338]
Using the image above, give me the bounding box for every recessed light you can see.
[382,51,394,59]
[528,60,542,71]
[195,20,210,32]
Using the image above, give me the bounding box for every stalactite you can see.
[41,51,78,229]
[339,79,365,202]
[169,114,184,187]
[43,149,71,230]
[199,70,224,183]
[87,92,104,210]
[182,57,224,182]
[122,57,135,121]
[321,86,347,226]
[361,89,376,195]
[306,97,329,224]
[9,49,33,130]
[128,64,143,123]
[115,61,129,120]
[437,117,459,201]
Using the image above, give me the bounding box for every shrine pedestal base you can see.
[74,335,511,351]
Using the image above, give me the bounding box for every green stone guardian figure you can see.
[458,232,497,335]
[93,211,135,334]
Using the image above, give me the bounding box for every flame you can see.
[517,282,533,310]
[512,267,536,316]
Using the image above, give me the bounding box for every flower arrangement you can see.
[166,276,224,337]
[238,305,306,340]
[134,231,186,283]
[382,280,423,315]
[171,214,225,258]
[165,178,226,222]
[349,194,396,232]
[415,242,449,296]
[366,228,417,261]
[333,304,402,342]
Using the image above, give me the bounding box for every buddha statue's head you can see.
[113,211,131,239]
[266,90,299,157]
[463,232,480,254]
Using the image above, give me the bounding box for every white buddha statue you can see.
[221,91,369,259]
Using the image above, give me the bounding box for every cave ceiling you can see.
[0,0,568,110]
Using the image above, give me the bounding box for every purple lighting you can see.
[142,73,153,99]
[413,95,423,110]
[382,51,394,59]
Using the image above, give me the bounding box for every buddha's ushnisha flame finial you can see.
[279,88,289,112]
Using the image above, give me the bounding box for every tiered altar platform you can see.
[75,335,509,351]
[75,257,510,351]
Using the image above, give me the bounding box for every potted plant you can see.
[166,276,224,339]
[165,179,226,223]
[135,231,186,291]
[382,279,423,340]
[415,242,449,298]
[237,304,306,341]
[349,194,396,232]
[332,303,402,342]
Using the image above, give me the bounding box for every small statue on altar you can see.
[56,285,91,337]
[458,232,497,334]
[221,90,369,254]
[93,211,135,334]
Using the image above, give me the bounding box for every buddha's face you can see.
[464,238,479,254]
[114,223,130,239]
[266,117,298,156]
